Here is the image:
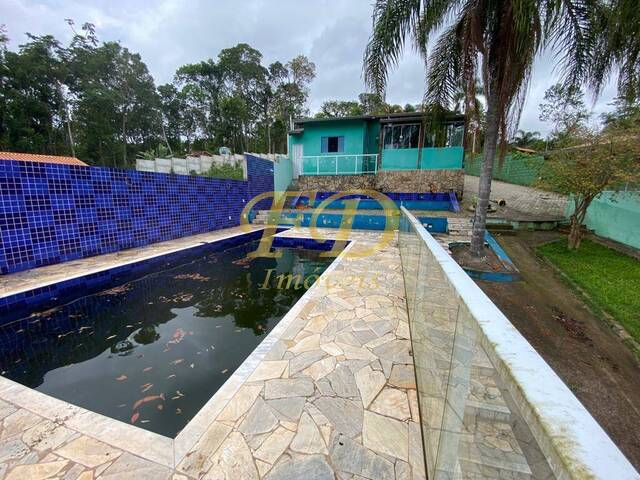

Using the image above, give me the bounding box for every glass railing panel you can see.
[400,208,557,480]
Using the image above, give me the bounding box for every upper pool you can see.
[292,192,455,211]
[0,234,334,437]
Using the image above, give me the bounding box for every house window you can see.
[383,124,420,149]
[424,122,465,147]
[321,136,344,153]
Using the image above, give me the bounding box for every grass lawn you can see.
[537,239,640,342]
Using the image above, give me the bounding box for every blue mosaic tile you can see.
[0,155,275,275]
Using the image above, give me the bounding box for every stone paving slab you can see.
[0,226,427,479]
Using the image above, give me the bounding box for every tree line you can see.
[0,21,315,167]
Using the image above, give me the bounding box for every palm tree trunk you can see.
[470,93,499,256]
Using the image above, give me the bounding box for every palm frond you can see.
[424,22,464,107]
[364,0,422,94]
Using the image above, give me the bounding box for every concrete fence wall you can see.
[136,153,285,178]
[465,154,545,186]
[567,190,640,249]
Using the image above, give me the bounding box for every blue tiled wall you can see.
[0,154,274,275]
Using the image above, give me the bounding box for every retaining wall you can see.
[296,169,465,198]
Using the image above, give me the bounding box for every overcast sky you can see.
[2,0,619,136]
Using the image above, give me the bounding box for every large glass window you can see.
[383,124,420,149]
[446,124,464,147]
[321,136,344,153]
[423,122,465,147]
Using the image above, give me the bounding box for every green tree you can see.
[539,83,590,146]
[601,97,640,132]
[67,40,160,167]
[0,33,68,154]
[513,130,541,148]
[538,130,640,249]
[364,0,594,256]
[315,100,364,118]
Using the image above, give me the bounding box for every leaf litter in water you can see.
[173,273,210,282]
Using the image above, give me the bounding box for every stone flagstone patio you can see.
[0,226,426,479]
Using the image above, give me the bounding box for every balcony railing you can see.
[399,207,637,480]
[301,154,378,175]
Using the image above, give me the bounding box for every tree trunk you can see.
[470,93,499,256]
[66,118,76,158]
[122,113,127,168]
[568,215,582,250]
[567,197,591,250]
[267,122,272,154]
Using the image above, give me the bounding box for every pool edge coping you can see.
[0,225,268,300]
[0,229,358,470]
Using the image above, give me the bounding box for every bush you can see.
[203,161,244,180]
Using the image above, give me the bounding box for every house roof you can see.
[289,111,465,134]
[0,152,88,166]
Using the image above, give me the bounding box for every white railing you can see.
[399,207,638,480]
[300,154,378,175]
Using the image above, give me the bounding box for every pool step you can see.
[447,217,473,237]
[253,210,274,225]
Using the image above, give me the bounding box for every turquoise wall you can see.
[381,148,420,170]
[422,147,463,169]
[291,120,367,157]
[290,119,372,175]
[365,121,380,155]
[380,146,463,170]
[274,155,293,192]
[290,119,463,174]
[566,191,640,249]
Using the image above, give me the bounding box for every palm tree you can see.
[364,0,593,256]
[513,130,541,147]
[589,0,639,102]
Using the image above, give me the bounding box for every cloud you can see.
[1,0,618,135]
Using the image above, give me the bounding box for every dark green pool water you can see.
[0,240,333,437]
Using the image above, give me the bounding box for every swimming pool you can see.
[291,192,456,211]
[0,234,336,437]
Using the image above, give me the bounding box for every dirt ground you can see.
[476,230,640,470]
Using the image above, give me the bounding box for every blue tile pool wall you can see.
[292,192,453,211]
[277,212,399,231]
[0,155,275,275]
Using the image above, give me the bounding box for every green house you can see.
[288,112,465,176]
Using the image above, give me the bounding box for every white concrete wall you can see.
[400,207,639,480]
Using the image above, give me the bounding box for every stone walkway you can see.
[0,227,426,479]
